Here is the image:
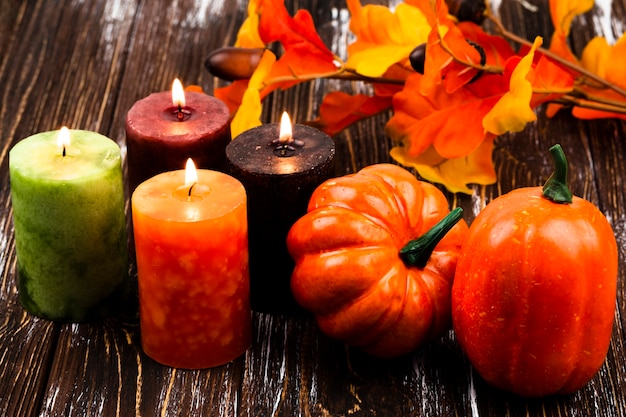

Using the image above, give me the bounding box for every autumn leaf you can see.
[235,0,265,48]
[309,92,393,137]
[420,0,483,95]
[482,37,542,135]
[458,22,516,67]
[345,0,431,78]
[531,51,575,106]
[215,80,249,114]
[257,0,339,90]
[388,72,500,158]
[571,33,626,120]
[311,63,409,136]
[216,0,341,132]
[230,50,276,138]
[548,0,593,63]
[389,137,497,195]
[386,69,505,193]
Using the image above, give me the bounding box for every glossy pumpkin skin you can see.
[452,187,617,397]
[287,164,468,358]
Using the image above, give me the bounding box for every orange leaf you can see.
[258,1,338,85]
[390,136,497,194]
[421,2,483,95]
[530,53,575,107]
[310,92,393,137]
[572,33,626,120]
[216,0,339,118]
[548,0,593,63]
[458,22,516,67]
[184,85,205,94]
[345,0,431,77]
[386,72,502,160]
[215,80,249,114]
[230,50,277,138]
[550,0,593,38]
[483,37,542,136]
[235,0,265,48]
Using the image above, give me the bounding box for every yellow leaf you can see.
[483,37,542,136]
[548,0,593,62]
[347,46,416,78]
[390,138,496,194]
[346,0,431,77]
[235,0,265,48]
[230,50,276,138]
[550,0,593,38]
[580,37,611,77]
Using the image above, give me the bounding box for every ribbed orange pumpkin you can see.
[287,164,468,357]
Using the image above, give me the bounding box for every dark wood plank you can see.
[33,1,250,416]
[1,0,625,416]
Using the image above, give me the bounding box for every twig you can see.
[554,95,626,115]
[487,14,626,100]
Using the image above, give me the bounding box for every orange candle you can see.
[131,159,250,369]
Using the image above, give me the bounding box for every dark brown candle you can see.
[226,113,336,314]
[125,79,230,192]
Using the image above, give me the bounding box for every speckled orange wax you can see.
[131,168,250,369]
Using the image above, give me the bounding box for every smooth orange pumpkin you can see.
[452,145,618,397]
[287,164,468,357]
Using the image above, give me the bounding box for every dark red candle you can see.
[226,113,336,314]
[125,79,230,192]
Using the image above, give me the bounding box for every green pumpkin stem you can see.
[542,144,573,204]
[400,207,463,269]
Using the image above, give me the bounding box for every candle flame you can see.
[57,126,70,156]
[279,111,292,143]
[172,78,186,108]
[185,158,198,187]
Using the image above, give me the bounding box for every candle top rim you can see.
[126,91,230,140]
[226,124,335,176]
[132,169,246,223]
[9,129,122,182]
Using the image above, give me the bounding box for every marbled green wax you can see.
[9,129,128,322]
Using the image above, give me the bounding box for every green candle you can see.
[9,128,128,322]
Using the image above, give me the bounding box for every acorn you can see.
[409,43,426,74]
[445,0,487,24]
[205,47,266,81]
[408,40,486,82]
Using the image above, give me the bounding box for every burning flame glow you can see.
[172,78,186,108]
[57,126,70,154]
[279,111,292,143]
[185,158,198,187]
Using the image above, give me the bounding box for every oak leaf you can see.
[389,137,497,195]
[345,0,431,78]
[386,71,502,193]
[235,0,265,48]
[483,37,542,135]
[548,0,593,63]
[216,0,340,134]
[419,0,483,95]
[230,50,276,138]
[572,33,626,120]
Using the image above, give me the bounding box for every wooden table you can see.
[1,0,625,415]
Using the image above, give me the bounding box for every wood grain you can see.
[1,0,625,416]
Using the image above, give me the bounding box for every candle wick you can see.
[174,105,191,121]
[187,183,196,199]
[62,146,66,157]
